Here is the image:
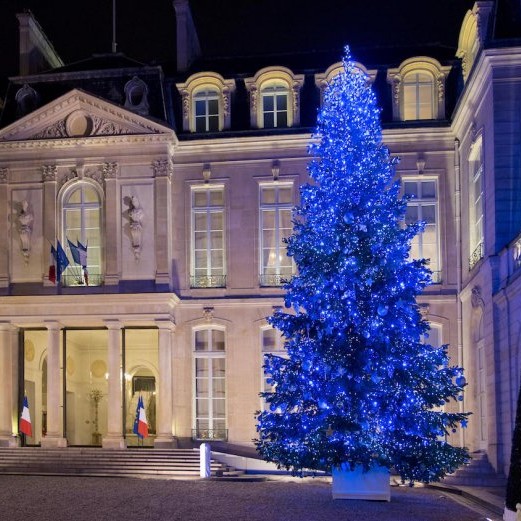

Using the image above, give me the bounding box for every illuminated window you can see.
[403,73,434,120]
[61,182,103,286]
[404,179,441,283]
[191,187,225,288]
[259,183,294,286]
[194,89,220,132]
[245,67,304,129]
[260,326,285,411]
[261,84,288,128]
[468,136,484,269]
[176,73,236,133]
[193,328,226,440]
[387,58,450,122]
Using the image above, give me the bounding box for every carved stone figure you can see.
[128,195,144,260]
[17,200,34,261]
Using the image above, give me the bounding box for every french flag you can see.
[133,396,148,439]
[20,396,32,437]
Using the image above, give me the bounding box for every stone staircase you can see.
[0,448,243,479]
[442,450,507,487]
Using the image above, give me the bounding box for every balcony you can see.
[190,275,226,288]
[469,242,484,271]
[191,428,228,441]
[259,273,290,287]
[61,274,103,287]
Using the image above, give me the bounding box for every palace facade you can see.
[0,0,520,479]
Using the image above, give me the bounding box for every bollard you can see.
[200,442,211,478]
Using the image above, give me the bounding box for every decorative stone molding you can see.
[203,307,214,322]
[85,168,104,186]
[17,200,33,262]
[33,119,67,139]
[152,158,173,180]
[102,162,118,179]
[471,286,485,309]
[60,168,79,187]
[42,165,57,182]
[126,195,144,260]
[419,303,430,317]
[0,168,8,184]
[202,164,211,183]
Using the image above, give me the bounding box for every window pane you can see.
[195,100,206,117]
[263,329,276,351]
[212,330,225,351]
[404,182,418,198]
[261,188,276,204]
[196,399,209,416]
[278,187,292,204]
[405,206,418,224]
[264,112,274,128]
[421,181,436,198]
[195,331,208,352]
[422,204,436,224]
[208,99,219,115]
[193,192,208,207]
[276,94,287,110]
[196,379,209,396]
[277,111,288,128]
[212,358,225,376]
[208,116,219,132]
[209,190,223,206]
[213,399,225,417]
[263,96,274,112]
[212,379,225,397]
[196,357,208,374]
[195,117,206,132]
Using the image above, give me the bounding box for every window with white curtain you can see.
[259,183,294,286]
[191,187,225,287]
[193,328,226,440]
[404,178,441,283]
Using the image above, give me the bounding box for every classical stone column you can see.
[0,323,16,446]
[41,321,66,447]
[154,319,176,447]
[102,320,125,448]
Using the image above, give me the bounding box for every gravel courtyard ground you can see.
[0,475,495,521]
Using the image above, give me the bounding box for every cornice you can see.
[0,133,175,151]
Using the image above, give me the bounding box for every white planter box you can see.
[332,464,390,501]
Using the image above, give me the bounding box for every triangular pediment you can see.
[0,89,173,142]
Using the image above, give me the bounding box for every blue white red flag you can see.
[20,395,32,437]
[50,241,70,283]
[76,240,88,268]
[133,395,148,439]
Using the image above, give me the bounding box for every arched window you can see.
[124,76,149,116]
[61,182,103,286]
[468,134,484,269]
[193,327,226,440]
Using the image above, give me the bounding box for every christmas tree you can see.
[505,377,521,516]
[255,48,469,484]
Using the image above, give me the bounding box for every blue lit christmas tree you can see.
[255,48,469,483]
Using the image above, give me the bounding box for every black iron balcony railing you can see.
[190,275,226,288]
[191,429,228,441]
[61,274,103,287]
[259,273,291,287]
[469,242,484,271]
[430,270,442,284]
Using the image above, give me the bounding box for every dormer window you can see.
[176,73,236,133]
[124,76,149,116]
[15,84,38,118]
[245,67,304,129]
[387,58,451,122]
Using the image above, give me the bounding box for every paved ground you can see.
[0,475,500,521]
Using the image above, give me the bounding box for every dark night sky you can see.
[0,0,475,96]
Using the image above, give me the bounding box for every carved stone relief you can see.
[152,158,173,179]
[0,168,8,184]
[42,165,58,182]
[102,162,118,179]
[17,200,33,262]
[471,286,485,309]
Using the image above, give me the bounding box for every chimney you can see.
[173,0,201,72]
[17,10,64,76]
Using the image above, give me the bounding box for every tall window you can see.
[261,84,289,128]
[194,89,219,132]
[259,183,293,286]
[404,179,440,283]
[403,72,434,120]
[62,182,102,286]
[469,140,484,269]
[191,187,225,287]
[193,328,226,440]
[260,327,285,411]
